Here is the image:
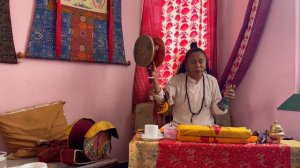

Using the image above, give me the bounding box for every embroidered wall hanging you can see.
[25,0,129,65]
[0,0,18,64]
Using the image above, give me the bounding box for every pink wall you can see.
[2,0,299,162]
[0,0,142,162]
[218,0,300,140]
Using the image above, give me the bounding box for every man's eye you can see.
[199,60,205,63]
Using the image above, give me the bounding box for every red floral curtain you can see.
[159,0,217,87]
[132,0,216,108]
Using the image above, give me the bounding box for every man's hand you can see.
[223,84,236,100]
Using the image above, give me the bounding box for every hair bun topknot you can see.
[190,42,198,49]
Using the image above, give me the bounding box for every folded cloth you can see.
[177,135,258,144]
[177,125,252,139]
[36,139,68,162]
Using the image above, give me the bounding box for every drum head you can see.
[134,35,155,67]
[152,38,166,67]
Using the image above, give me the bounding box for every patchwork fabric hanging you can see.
[0,0,18,64]
[26,0,128,65]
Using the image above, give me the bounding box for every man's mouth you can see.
[194,70,202,73]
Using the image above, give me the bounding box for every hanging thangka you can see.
[0,0,18,64]
[25,0,129,65]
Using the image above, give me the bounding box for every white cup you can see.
[0,151,7,168]
[144,124,159,138]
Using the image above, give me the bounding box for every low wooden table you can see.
[8,157,118,168]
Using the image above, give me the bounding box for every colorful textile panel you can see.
[83,131,111,161]
[26,0,127,65]
[0,0,17,64]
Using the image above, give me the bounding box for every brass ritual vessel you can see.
[268,121,285,144]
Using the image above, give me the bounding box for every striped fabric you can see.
[219,0,273,90]
[0,0,17,64]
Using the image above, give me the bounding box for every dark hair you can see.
[176,42,210,74]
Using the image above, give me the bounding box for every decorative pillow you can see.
[0,101,68,159]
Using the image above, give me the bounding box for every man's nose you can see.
[195,61,202,67]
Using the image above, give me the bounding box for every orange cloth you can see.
[248,136,258,143]
[177,135,258,144]
[177,125,252,139]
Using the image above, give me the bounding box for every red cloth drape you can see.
[206,0,217,77]
[132,0,163,108]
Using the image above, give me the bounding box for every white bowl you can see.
[20,162,47,168]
